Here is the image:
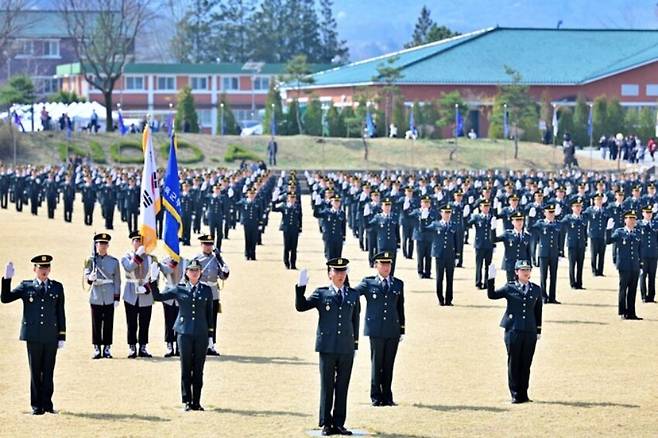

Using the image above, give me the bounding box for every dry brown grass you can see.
[0,196,657,437]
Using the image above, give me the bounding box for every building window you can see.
[647,84,658,97]
[157,76,175,91]
[42,40,60,58]
[190,76,207,91]
[233,109,254,124]
[621,84,639,96]
[253,76,270,91]
[16,39,34,56]
[34,77,59,94]
[197,109,212,127]
[222,76,239,91]
[125,76,145,90]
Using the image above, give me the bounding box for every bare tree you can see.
[0,1,37,67]
[60,0,152,131]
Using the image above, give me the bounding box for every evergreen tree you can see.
[405,6,433,48]
[248,0,284,62]
[592,95,607,139]
[213,0,255,63]
[557,107,574,142]
[624,107,640,136]
[285,99,300,135]
[318,0,349,64]
[0,75,35,106]
[175,86,199,133]
[304,96,323,136]
[341,106,359,137]
[638,106,655,141]
[284,54,315,134]
[326,104,344,137]
[218,94,241,135]
[572,94,590,146]
[171,1,219,63]
[392,96,406,135]
[606,98,624,136]
[263,81,283,134]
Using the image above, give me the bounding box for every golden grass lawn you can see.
[0,196,657,437]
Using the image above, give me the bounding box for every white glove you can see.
[359,192,367,202]
[208,337,214,348]
[653,203,658,213]
[515,180,522,190]
[3,261,14,279]
[537,334,541,341]
[543,187,550,197]
[520,196,528,205]
[455,258,459,266]
[314,197,321,206]
[228,187,234,198]
[529,207,536,218]
[555,204,562,216]
[468,196,474,204]
[487,264,497,280]
[114,300,120,308]
[490,217,497,230]
[364,203,371,216]
[403,199,410,210]
[221,263,230,274]
[399,335,404,342]
[606,218,614,230]
[87,272,97,282]
[421,209,429,219]
[149,262,160,280]
[57,341,64,349]
[463,205,470,217]
[298,268,309,287]
[136,246,146,256]
[437,191,444,201]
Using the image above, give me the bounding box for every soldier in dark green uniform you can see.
[237,188,263,261]
[561,198,588,289]
[487,260,542,404]
[353,251,405,407]
[295,258,360,436]
[2,255,66,415]
[608,210,643,319]
[152,259,214,411]
[272,191,303,269]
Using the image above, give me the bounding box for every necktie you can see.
[383,279,389,293]
[337,288,343,306]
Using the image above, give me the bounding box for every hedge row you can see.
[159,141,204,164]
[109,142,143,164]
[224,144,260,163]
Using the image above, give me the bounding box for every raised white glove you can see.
[314,197,321,206]
[298,268,309,287]
[653,203,658,213]
[403,199,410,210]
[87,272,97,282]
[208,337,213,348]
[136,246,146,256]
[364,203,371,216]
[421,209,429,219]
[529,207,536,218]
[468,196,474,204]
[437,191,444,201]
[149,262,160,280]
[3,261,14,279]
[57,341,64,349]
[487,264,497,280]
[490,217,497,230]
[228,187,234,198]
[606,218,615,230]
[515,180,522,190]
[555,204,562,216]
[463,205,471,217]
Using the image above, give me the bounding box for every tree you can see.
[0,75,35,106]
[404,5,459,48]
[572,94,590,147]
[638,106,655,141]
[284,54,315,134]
[592,95,607,140]
[606,98,624,136]
[341,105,359,137]
[422,100,440,138]
[174,86,199,133]
[624,107,639,136]
[303,95,322,136]
[48,90,86,104]
[556,106,574,142]
[326,104,344,137]
[248,0,284,62]
[262,80,283,135]
[392,96,406,135]
[318,0,349,64]
[213,0,255,63]
[285,99,300,135]
[61,0,152,132]
[171,0,219,63]
[372,55,404,137]
[436,91,465,131]
[538,90,552,142]
[0,1,35,62]
[489,67,540,158]
[218,94,241,134]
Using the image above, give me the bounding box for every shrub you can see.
[159,141,204,164]
[109,141,143,164]
[57,142,87,162]
[224,144,260,163]
[89,141,107,163]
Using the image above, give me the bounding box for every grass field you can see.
[0,196,657,437]
[0,131,627,171]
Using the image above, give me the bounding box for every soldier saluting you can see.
[2,255,66,415]
[487,260,542,404]
[295,258,360,436]
[152,259,214,411]
[84,233,121,359]
[353,251,405,407]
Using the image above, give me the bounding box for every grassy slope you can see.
[2,131,621,171]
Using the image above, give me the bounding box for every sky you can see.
[336,0,658,60]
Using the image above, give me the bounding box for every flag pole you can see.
[503,103,508,170]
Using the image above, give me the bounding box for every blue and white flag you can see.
[162,133,182,262]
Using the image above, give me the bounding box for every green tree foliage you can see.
[303,96,323,136]
[592,95,608,139]
[218,94,241,135]
[174,86,199,133]
[284,54,315,134]
[0,75,35,106]
[572,94,590,146]
[262,81,283,135]
[638,107,656,141]
[404,5,459,48]
[606,98,624,136]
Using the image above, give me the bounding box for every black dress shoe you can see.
[511,398,523,404]
[44,408,56,414]
[207,348,220,356]
[321,425,335,436]
[192,404,204,411]
[446,303,454,306]
[371,400,382,406]
[333,426,353,435]
[32,408,45,415]
[627,315,643,320]
[384,400,398,406]
[184,403,193,411]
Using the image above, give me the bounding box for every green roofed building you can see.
[281,27,658,138]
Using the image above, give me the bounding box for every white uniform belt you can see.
[93,279,114,285]
[126,279,146,286]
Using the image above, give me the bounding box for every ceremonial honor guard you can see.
[152,260,214,411]
[354,251,405,407]
[639,206,658,303]
[194,235,230,356]
[487,260,542,404]
[608,210,643,320]
[295,258,360,436]
[427,205,460,306]
[1,255,66,415]
[84,233,121,359]
[272,191,303,269]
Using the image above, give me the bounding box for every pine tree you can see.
[572,94,590,147]
[218,94,241,135]
[298,0,321,62]
[171,1,219,63]
[606,98,624,136]
[263,81,283,134]
[304,96,323,136]
[318,0,349,64]
[638,107,655,141]
[249,0,284,62]
[405,6,433,48]
[592,95,607,140]
[326,104,344,137]
[175,87,200,133]
[213,0,255,63]
[285,100,300,135]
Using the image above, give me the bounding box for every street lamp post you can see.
[220,102,225,136]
